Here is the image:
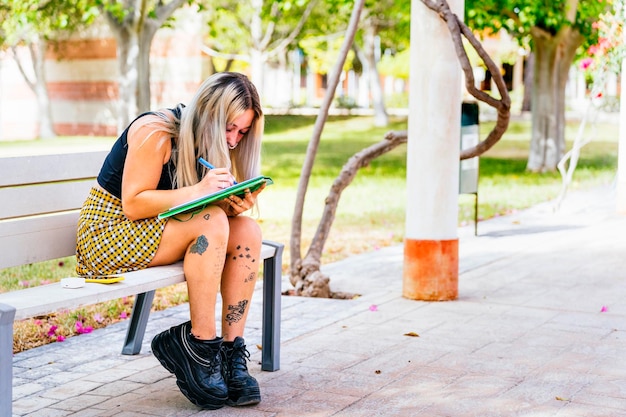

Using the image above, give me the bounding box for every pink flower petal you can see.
[369,304,378,312]
[75,321,94,334]
[47,325,58,337]
[600,306,608,312]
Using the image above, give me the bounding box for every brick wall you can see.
[0,12,206,141]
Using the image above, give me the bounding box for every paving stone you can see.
[9,185,626,416]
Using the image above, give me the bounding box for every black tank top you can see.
[97,107,181,199]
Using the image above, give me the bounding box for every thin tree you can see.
[0,0,97,139]
[466,0,608,172]
[98,0,188,132]
[203,0,318,98]
[288,0,511,297]
[289,0,366,297]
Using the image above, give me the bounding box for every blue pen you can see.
[198,157,215,170]
[198,157,237,184]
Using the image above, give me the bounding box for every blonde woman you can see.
[76,72,266,409]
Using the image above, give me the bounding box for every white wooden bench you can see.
[0,150,283,416]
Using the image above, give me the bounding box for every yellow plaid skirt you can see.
[75,187,167,276]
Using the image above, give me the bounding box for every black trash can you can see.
[460,101,479,235]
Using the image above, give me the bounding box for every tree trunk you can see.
[113,27,139,132]
[521,52,533,112]
[295,132,406,297]
[289,0,366,296]
[12,40,56,139]
[362,24,388,126]
[527,26,583,172]
[103,0,186,132]
[137,22,159,113]
[249,0,265,97]
[31,41,56,139]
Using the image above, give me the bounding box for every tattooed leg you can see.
[220,216,262,341]
[225,300,249,326]
[184,213,229,339]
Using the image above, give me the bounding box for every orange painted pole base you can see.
[403,238,458,301]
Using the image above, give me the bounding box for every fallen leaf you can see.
[256,344,262,350]
[404,332,420,337]
[555,396,570,402]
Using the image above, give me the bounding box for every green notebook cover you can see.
[158,175,273,219]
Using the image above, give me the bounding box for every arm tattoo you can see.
[225,300,248,326]
[189,235,209,255]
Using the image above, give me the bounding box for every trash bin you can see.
[460,101,479,234]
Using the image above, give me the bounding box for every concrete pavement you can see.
[10,185,626,416]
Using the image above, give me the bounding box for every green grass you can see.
[1,114,619,351]
[258,113,618,242]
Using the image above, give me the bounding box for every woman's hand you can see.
[221,183,266,216]
[198,167,237,194]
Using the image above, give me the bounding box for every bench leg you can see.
[0,303,16,417]
[261,241,283,371]
[122,291,155,355]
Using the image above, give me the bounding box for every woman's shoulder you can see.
[127,111,175,150]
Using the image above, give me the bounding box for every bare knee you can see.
[228,216,262,246]
[151,206,230,265]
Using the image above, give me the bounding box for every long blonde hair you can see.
[157,72,264,189]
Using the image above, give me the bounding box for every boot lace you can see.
[224,342,251,373]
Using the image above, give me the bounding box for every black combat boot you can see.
[151,321,228,409]
[221,337,261,406]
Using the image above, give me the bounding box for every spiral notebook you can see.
[158,175,273,219]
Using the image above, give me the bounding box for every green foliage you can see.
[466,0,610,45]
[580,0,626,94]
[1,0,98,46]
[203,0,324,68]
[379,48,409,78]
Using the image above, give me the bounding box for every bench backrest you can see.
[0,151,108,269]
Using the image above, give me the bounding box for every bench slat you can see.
[0,180,95,220]
[3,263,185,321]
[0,244,277,320]
[0,151,107,187]
[0,212,79,269]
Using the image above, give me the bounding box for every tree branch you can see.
[304,133,408,267]
[267,0,319,60]
[289,0,366,286]
[200,44,250,62]
[419,0,511,159]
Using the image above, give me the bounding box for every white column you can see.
[403,0,463,300]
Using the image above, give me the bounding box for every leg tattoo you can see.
[225,300,249,326]
[189,235,209,255]
[231,244,256,263]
